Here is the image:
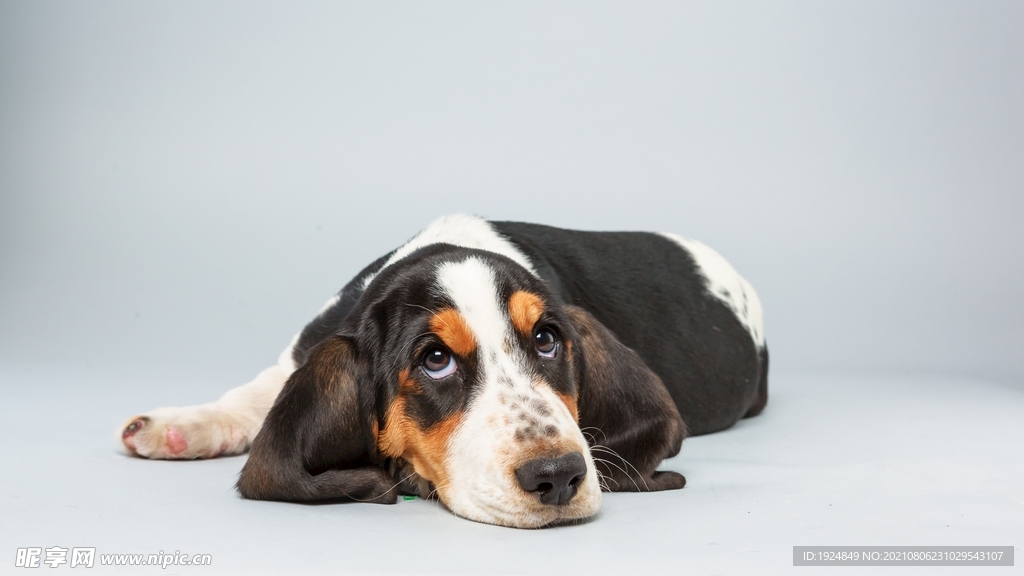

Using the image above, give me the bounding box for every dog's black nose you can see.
[514,452,587,505]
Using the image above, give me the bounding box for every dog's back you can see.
[292,217,768,436]
[492,222,767,435]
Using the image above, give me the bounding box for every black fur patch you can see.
[238,220,767,505]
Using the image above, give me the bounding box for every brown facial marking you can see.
[508,291,544,337]
[377,398,408,459]
[556,392,579,422]
[378,396,463,490]
[429,308,477,357]
[398,368,420,394]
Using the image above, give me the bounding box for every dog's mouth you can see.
[391,449,603,529]
[448,468,603,528]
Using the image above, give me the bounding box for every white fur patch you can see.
[435,258,509,353]
[432,257,602,527]
[362,214,537,289]
[277,333,300,375]
[317,294,341,315]
[659,233,765,348]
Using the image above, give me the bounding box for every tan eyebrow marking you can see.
[429,308,477,357]
[397,368,420,394]
[508,291,545,336]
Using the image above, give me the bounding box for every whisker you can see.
[591,456,640,492]
[579,426,609,444]
[345,470,419,503]
[426,480,451,518]
[588,444,649,491]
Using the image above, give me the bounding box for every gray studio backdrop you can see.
[2,1,1022,389]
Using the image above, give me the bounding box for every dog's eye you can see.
[423,348,457,379]
[535,328,558,358]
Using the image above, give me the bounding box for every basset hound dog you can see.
[120,215,768,528]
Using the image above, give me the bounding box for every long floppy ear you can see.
[236,335,398,504]
[564,305,687,492]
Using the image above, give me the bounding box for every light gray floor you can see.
[2,364,1020,575]
[3,2,1023,574]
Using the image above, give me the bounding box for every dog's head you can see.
[239,244,684,528]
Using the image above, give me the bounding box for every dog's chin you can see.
[439,472,603,529]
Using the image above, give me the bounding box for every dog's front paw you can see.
[121,416,185,458]
[120,406,249,459]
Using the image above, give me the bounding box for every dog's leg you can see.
[120,347,295,459]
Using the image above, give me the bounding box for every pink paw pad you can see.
[165,426,188,455]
